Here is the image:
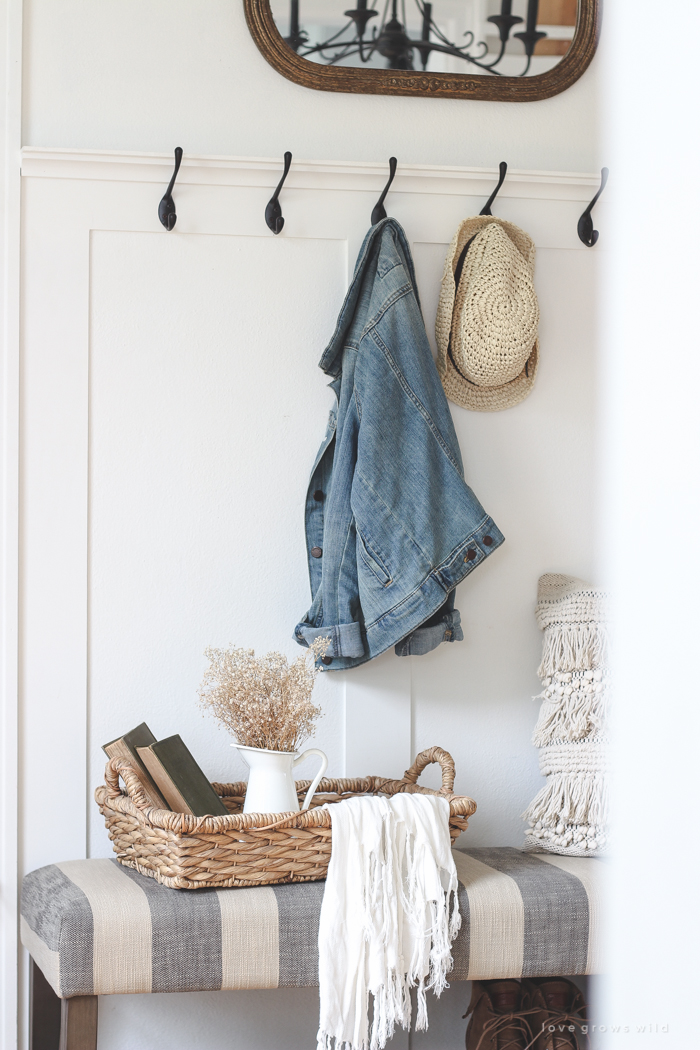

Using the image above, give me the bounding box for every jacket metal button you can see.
[464,549,477,562]
[310,547,323,558]
[313,490,324,502]
[483,535,493,546]
[322,656,333,665]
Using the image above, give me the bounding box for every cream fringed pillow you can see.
[523,573,611,856]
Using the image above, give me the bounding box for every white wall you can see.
[1,5,22,1049]
[85,225,348,851]
[22,0,600,172]
[8,3,603,1049]
[600,1,700,1048]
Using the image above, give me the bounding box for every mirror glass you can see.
[268,0,578,78]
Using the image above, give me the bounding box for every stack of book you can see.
[102,723,228,817]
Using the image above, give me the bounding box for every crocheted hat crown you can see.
[436,215,540,412]
[453,223,538,386]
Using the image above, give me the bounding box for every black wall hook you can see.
[480,161,508,216]
[578,168,609,247]
[158,147,183,231]
[371,157,398,225]
[265,151,293,235]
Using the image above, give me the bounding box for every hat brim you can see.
[439,338,539,412]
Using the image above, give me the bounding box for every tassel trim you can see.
[533,669,610,745]
[537,622,610,678]
[522,767,609,854]
[523,834,609,857]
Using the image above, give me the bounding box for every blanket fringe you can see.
[318,1036,354,1050]
[368,846,458,1048]
[319,796,460,1050]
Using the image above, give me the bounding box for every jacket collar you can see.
[318,218,419,378]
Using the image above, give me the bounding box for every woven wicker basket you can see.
[95,746,476,890]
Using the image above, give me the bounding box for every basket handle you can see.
[401,746,455,796]
[104,757,155,811]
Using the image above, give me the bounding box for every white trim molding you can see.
[2,6,24,1050]
[20,147,602,203]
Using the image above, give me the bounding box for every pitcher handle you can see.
[294,748,329,811]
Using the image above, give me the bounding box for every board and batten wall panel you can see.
[87,229,348,853]
[19,150,601,1050]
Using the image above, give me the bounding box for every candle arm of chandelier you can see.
[285,0,547,74]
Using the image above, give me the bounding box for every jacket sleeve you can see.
[350,249,503,639]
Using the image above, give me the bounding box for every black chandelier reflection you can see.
[283,0,550,77]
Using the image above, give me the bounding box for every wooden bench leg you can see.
[59,996,98,1050]
[30,959,61,1050]
[29,958,97,1050]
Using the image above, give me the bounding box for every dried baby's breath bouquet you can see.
[198,638,329,753]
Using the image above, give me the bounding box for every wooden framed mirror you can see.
[244,0,599,102]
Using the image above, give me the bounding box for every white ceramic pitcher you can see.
[233,744,328,815]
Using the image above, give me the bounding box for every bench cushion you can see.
[21,847,604,998]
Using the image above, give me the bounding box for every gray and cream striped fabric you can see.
[21,848,604,998]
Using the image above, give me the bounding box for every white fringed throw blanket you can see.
[317,793,460,1050]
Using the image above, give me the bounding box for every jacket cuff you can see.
[293,621,365,658]
[394,609,463,657]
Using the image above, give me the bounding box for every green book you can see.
[102,722,170,811]
[137,735,228,817]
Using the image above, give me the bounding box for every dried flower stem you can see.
[198,638,330,753]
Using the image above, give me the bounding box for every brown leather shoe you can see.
[521,978,588,1050]
[464,980,534,1050]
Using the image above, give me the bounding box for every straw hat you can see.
[435,216,539,412]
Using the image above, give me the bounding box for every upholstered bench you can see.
[21,847,604,1050]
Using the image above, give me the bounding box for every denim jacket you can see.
[294,219,504,670]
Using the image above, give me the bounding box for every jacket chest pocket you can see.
[357,528,392,588]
